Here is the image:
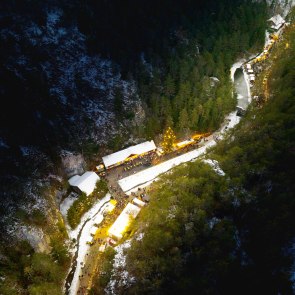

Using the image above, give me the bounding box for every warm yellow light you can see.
[108,203,141,240]
[107,200,116,212]
[108,215,130,239]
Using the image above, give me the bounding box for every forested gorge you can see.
[61,0,268,140]
[130,0,267,138]
[1,0,294,294]
[0,0,267,150]
[108,20,295,295]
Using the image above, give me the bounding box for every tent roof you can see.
[102,140,156,168]
[109,203,141,239]
[68,171,100,196]
[68,175,80,186]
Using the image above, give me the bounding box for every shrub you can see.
[67,180,109,229]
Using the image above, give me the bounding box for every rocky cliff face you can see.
[0,3,145,248]
[0,6,143,149]
[263,0,295,16]
[0,0,294,252]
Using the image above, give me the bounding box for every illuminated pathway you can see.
[118,112,241,194]
[64,194,111,295]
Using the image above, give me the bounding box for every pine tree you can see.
[178,108,189,132]
[164,75,176,98]
[161,127,176,153]
[165,115,174,129]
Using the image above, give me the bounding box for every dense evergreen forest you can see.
[0,0,267,152]
[2,0,293,294]
[131,1,267,138]
[99,20,295,295]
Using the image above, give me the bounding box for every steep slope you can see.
[108,17,295,294]
[0,0,292,293]
[0,3,142,240]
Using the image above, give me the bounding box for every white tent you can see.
[68,171,100,196]
[108,203,141,240]
[102,140,156,169]
[268,14,285,31]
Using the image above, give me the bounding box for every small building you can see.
[68,171,100,196]
[102,140,156,169]
[268,14,285,31]
[108,203,141,240]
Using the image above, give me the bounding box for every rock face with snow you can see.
[0,2,145,247]
[261,0,295,17]
[0,0,292,265]
[105,240,135,295]
[14,226,51,253]
[61,151,86,177]
[1,6,143,149]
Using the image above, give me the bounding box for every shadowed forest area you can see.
[2,1,294,294]
[98,21,295,295]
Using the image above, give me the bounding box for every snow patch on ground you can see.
[67,194,111,242]
[105,240,135,295]
[125,179,158,195]
[119,140,216,192]
[219,111,241,136]
[17,181,48,215]
[265,0,295,17]
[242,67,252,104]
[208,217,221,229]
[203,159,225,176]
[120,110,241,193]
[3,7,143,147]
[68,194,111,295]
[59,192,79,219]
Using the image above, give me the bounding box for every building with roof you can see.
[108,203,141,240]
[68,171,100,196]
[102,140,156,169]
[268,14,285,31]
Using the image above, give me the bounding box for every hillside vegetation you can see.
[109,18,295,295]
[133,0,267,137]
